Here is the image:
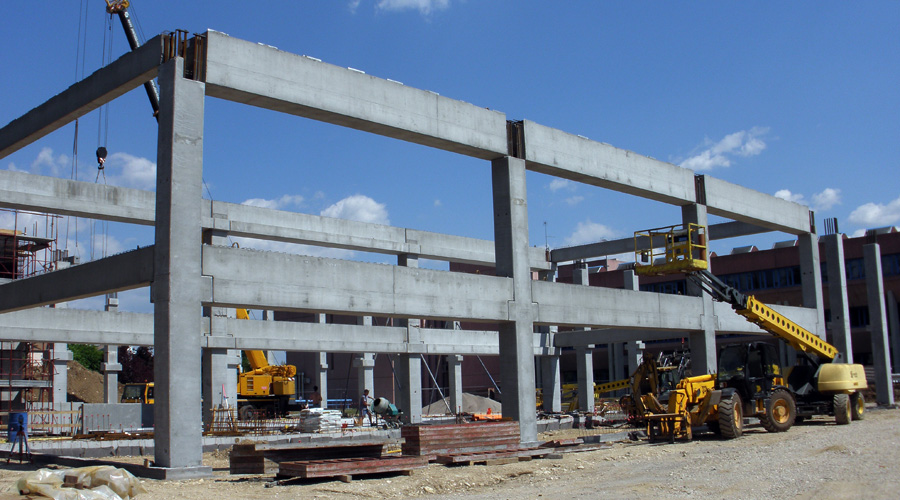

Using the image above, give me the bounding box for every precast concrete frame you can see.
[0,31,822,472]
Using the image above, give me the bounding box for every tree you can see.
[68,344,102,371]
[118,346,154,383]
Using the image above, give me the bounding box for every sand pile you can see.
[422,393,502,415]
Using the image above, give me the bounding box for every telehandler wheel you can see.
[850,392,865,421]
[718,392,743,439]
[238,405,255,421]
[833,394,851,425]
[760,388,796,433]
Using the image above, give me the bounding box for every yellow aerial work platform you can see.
[634,223,708,276]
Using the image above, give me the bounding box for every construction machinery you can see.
[105,0,160,120]
[632,224,867,441]
[235,309,297,419]
[371,397,403,429]
[120,310,297,419]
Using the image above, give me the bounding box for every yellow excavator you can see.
[632,224,867,442]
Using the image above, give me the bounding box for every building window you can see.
[640,280,686,295]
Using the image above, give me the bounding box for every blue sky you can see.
[2,1,898,313]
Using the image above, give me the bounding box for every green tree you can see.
[68,344,103,372]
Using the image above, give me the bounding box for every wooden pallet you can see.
[278,456,429,482]
[540,438,584,448]
[435,447,550,465]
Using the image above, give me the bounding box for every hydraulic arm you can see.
[105,0,160,120]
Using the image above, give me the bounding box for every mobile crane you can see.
[632,224,867,441]
[121,309,298,420]
[104,0,160,120]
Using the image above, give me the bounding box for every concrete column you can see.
[152,57,206,470]
[887,291,900,373]
[201,223,238,423]
[354,352,375,400]
[683,203,716,375]
[823,234,853,362]
[799,234,826,339]
[491,156,537,445]
[621,270,644,376]
[102,345,121,405]
[863,244,894,405]
[396,254,423,424]
[394,354,422,424]
[51,344,72,406]
[315,314,329,408]
[575,346,595,413]
[447,355,464,414]
[607,343,625,382]
[571,261,594,412]
[537,268,562,413]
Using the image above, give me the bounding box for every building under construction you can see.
[0,28,896,478]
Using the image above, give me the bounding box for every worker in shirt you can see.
[359,389,374,426]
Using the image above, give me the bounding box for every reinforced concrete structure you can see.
[0,31,828,473]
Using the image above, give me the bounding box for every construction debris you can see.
[16,465,147,500]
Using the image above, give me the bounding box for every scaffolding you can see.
[1,209,65,425]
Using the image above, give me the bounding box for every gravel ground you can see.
[1,406,897,500]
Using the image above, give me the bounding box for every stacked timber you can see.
[401,421,520,457]
[299,408,342,433]
[278,456,429,481]
[230,435,397,474]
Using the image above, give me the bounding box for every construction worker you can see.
[359,389,374,426]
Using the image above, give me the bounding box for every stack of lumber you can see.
[401,421,520,458]
[230,435,398,474]
[278,456,428,481]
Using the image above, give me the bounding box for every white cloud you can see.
[679,127,769,171]
[24,147,70,177]
[549,179,572,192]
[434,199,442,207]
[774,189,805,204]
[564,220,617,247]
[811,188,841,211]
[321,194,389,225]
[564,196,584,206]
[242,194,304,210]
[376,0,450,15]
[848,196,900,227]
[104,152,156,190]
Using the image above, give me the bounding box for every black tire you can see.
[238,405,255,421]
[760,388,796,433]
[718,392,743,439]
[850,392,865,421]
[833,394,851,425]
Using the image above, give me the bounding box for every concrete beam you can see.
[701,176,811,235]
[0,170,156,225]
[554,302,819,346]
[550,220,770,263]
[532,280,704,330]
[209,200,550,270]
[0,308,153,345]
[202,31,507,160]
[522,120,696,205]
[202,245,513,321]
[0,171,548,269]
[0,246,154,313]
[0,36,163,159]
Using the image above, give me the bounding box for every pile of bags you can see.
[299,408,343,433]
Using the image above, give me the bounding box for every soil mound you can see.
[67,361,123,403]
[422,393,502,415]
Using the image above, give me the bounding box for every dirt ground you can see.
[67,361,123,404]
[1,407,897,500]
